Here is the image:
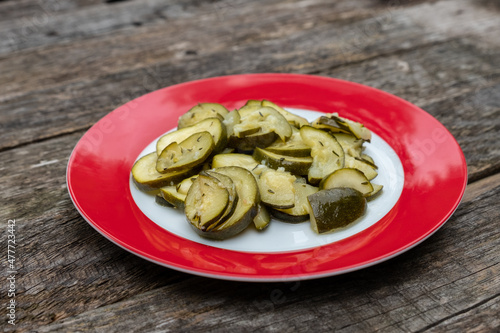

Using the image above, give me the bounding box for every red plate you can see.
[67,74,467,281]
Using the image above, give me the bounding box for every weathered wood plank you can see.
[0,0,384,57]
[1,130,498,332]
[324,40,500,182]
[0,0,102,23]
[0,132,192,332]
[0,0,379,96]
[1,1,499,332]
[423,82,500,182]
[7,171,497,332]
[1,39,498,182]
[425,295,500,332]
[1,1,498,153]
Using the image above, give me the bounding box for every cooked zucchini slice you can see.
[156,117,227,155]
[253,147,312,176]
[202,170,239,229]
[300,125,345,184]
[178,103,229,129]
[175,175,197,195]
[211,153,259,170]
[132,152,199,191]
[156,131,214,173]
[333,133,364,158]
[266,127,311,157]
[189,166,259,240]
[261,100,309,128]
[234,106,292,142]
[160,185,187,209]
[271,182,318,223]
[211,153,268,176]
[222,110,241,138]
[253,204,271,231]
[312,115,372,142]
[345,156,378,180]
[311,115,351,134]
[228,131,278,153]
[258,169,296,209]
[331,115,372,142]
[366,183,383,199]
[359,154,377,169]
[155,193,174,207]
[237,103,263,115]
[307,187,366,234]
[319,168,374,197]
[185,174,230,231]
[244,100,262,107]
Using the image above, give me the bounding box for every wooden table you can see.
[1,0,499,332]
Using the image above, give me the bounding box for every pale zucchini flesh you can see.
[234,106,292,142]
[344,155,378,180]
[266,127,311,157]
[272,182,318,223]
[202,170,239,229]
[223,110,241,138]
[258,169,296,209]
[185,174,230,230]
[156,131,214,173]
[178,103,229,129]
[367,183,383,199]
[156,117,227,155]
[187,166,259,240]
[332,115,372,142]
[211,153,260,171]
[160,185,187,209]
[132,152,199,191]
[261,100,309,128]
[319,168,374,197]
[253,147,312,176]
[253,204,271,231]
[300,125,345,184]
[176,175,198,195]
[333,133,364,158]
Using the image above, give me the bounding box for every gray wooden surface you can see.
[1,0,499,332]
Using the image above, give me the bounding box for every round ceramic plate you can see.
[66,74,467,282]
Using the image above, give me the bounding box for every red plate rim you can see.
[66,73,467,282]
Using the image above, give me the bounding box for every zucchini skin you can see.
[269,208,309,223]
[187,166,260,240]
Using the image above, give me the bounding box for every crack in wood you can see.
[414,293,500,333]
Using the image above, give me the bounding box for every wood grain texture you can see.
[0,0,102,23]
[1,39,498,181]
[6,172,497,332]
[1,0,498,152]
[1,0,499,331]
[0,132,191,330]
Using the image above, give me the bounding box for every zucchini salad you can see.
[132,100,383,240]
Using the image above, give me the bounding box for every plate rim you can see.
[66,73,468,282]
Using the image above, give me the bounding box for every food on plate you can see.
[269,181,318,223]
[156,117,227,156]
[308,188,367,234]
[300,125,345,184]
[185,167,259,240]
[177,103,229,129]
[132,100,383,240]
[156,131,214,173]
